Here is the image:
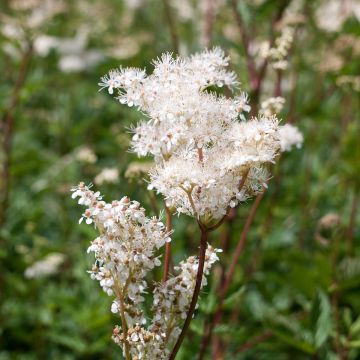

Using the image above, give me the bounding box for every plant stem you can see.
[119,294,131,360]
[163,205,173,282]
[112,273,131,360]
[202,0,215,48]
[230,0,257,90]
[0,44,33,229]
[162,0,179,53]
[198,190,265,360]
[346,191,357,256]
[169,224,208,360]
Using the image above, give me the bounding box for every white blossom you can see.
[278,124,304,152]
[75,146,97,164]
[111,245,221,359]
[94,167,119,185]
[100,49,282,222]
[71,183,220,358]
[24,252,65,279]
[315,0,360,32]
[71,183,170,327]
[259,27,294,70]
[260,97,285,117]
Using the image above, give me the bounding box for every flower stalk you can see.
[169,223,209,360]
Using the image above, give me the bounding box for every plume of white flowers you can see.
[259,27,294,70]
[94,167,119,185]
[260,96,285,117]
[24,252,65,279]
[100,48,281,223]
[71,48,303,358]
[112,245,221,359]
[278,124,304,152]
[71,183,220,358]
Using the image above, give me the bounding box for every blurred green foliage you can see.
[0,0,359,359]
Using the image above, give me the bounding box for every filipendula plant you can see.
[72,48,303,359]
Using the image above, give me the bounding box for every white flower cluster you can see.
[260,96,285,117]
[94,167,119,185]
[259,27,294,70]
[125,161,154,183]
[24,252,65,279]
[112,245,220,360]
[151,245,221,341]
[72,183,220,359]
[75,146,97,164]
[100,49,282,222]
[336,75,360,92]
[316,0,360,32]
[278,124,304,152]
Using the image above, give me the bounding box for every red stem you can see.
[163,205,173,282]
[198,190,265,359]
[230,0,258,91]
[169,224,208,360]
[346,191,358,256]
[162,0,179,53]
[0,44,33,229]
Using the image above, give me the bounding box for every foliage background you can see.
[0,0,359,359]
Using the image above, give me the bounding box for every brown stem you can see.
[113,274,131,360]
[330,230,346,359]
[148,191,159,216]
[169,224,208,360]
[163,205,173,282]
[0,44,33,229]
[119,295,131,360]
[197,147,204,163]
[223,190,265,298]
[202,0,215,48]
[238,331,273,353]
[346,191,357,256]
[230,0,258,91]
[198,190,265,360]
[274,70,283,97]
[162,0,179,53]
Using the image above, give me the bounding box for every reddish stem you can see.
[198,190,265,359]
[346,191,358,256]
[0,44,33,229]
[230,0,258,91]
[169,224,208,360]
[163,205,173,282]
[162,0,179,53]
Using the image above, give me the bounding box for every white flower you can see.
[260,97,285,117]
[71,183,171,328]
[94,168,119,185]
[100,49,282,221]
[278,124,304,152]
[259,27,294,70]
[315,0,360,32]
[75,146,97,164]
[24,252,65,279]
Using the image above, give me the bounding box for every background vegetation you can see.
[0,0,359,359]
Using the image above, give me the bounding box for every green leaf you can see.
[350,315,360,337]
[272,329,317,354]
[47,332,87,353]
[223,286,246,309]
[311,289,332,348]
[347,340,360,348]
